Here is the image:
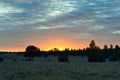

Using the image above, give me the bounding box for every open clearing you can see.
[0,55,120,80]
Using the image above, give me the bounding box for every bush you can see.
[0,57,4,62]
[13,59,16,62]
[58,54,69,62]
[88,57,105,62]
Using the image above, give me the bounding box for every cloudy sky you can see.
[0,0,120,51]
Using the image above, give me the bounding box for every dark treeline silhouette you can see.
[24,45,42,61]
[0,40,120,62]
[23,40,120,62]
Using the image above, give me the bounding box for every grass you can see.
[0,55,120,80]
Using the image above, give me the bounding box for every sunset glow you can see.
[40,39,73,51]
[45,46,65,51]
[0,0,120,51]
[43,44,64,51]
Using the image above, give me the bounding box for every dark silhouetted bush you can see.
[58,53,69,62]
[13,59,16,62]
[24,45,41,61]
[0,57,3,62]
[87,40,106,62]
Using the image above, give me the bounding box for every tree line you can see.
[23,40,120,62]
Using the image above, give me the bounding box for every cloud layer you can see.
[0,0,120,51]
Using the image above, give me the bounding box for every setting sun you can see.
[44,45,66,51]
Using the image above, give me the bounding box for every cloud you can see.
[1,0,120,51]
[75,33,93,39]
[0,28,4,31]
[0,2,23,15]
[87,25,105,31]
[47,0,76,17]
[113,31,120,34]
[35,26,53,30]
[50,0,57,3]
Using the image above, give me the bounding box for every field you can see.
[0,54,120,80]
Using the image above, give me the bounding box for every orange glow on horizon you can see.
[44,45,67,51]
[40,39,84,51]
[0,39,89,52]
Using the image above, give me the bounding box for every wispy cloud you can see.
[0,2,23,15]
[113,31,120,34]
[0,0,120,51]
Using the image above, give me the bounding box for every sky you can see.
[0,0,120,51]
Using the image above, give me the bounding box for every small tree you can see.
[110,44,113,49]
[115,45,120,49]
[89,40,96,49]
[103,45,108,50]
[110,45,120,61]
[103,44,109,58]
[25,45,40,61]
[87,40,105,62]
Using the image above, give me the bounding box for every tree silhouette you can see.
[103,45,108,50]
[24,45,40,61]
[110,45,120,61]
[87,40,105,62]
[89,40,96,49]
[110,44,113,49]
[2,39,120,63]
[103,44,109,58]
[115,45,120,49]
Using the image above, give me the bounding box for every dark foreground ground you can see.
[0,54,120,80]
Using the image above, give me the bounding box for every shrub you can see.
[58,54,69,62]
[13,59,16,62]
[0,57,4,62]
